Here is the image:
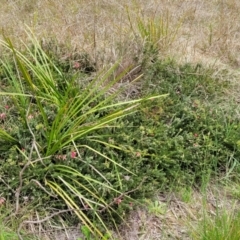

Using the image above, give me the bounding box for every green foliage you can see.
[0,228,17,240]
[191,208,240,240]
[106,59,240,192]
[0,29,239,239]
[144,199,167,216]
[0,32,166,238]
[140,59,240,183]
[127,6,182,55]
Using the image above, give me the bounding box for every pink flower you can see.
[5,105,10,110]
[114,198,122,205]
[0,197,6,206]
[27,114,34,120]
[73,62,81,69]
[70,151,77,159]
[0,113,6,120]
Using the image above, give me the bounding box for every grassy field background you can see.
[1,0,240,66]
[0,1,240,240]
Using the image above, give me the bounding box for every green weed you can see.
[144,199,167,216]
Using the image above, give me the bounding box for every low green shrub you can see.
[105,59,240,192]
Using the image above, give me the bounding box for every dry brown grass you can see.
[1,0,240,69]
[1,0,240,99]
[116,184,240,240]
[15,184,239,240]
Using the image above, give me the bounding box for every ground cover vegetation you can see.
[191,204,240,240]
[0,0,240,240]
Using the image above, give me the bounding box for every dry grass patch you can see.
[117,184,240,240]
[1,0,240,69]
[4,184,238,240]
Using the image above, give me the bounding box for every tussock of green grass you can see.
[191,208,240,240]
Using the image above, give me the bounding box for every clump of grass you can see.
[191,207,240,240]
[135,11,182,54]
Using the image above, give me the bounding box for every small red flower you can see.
[70,151,77,159]
[194,133,198,137]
